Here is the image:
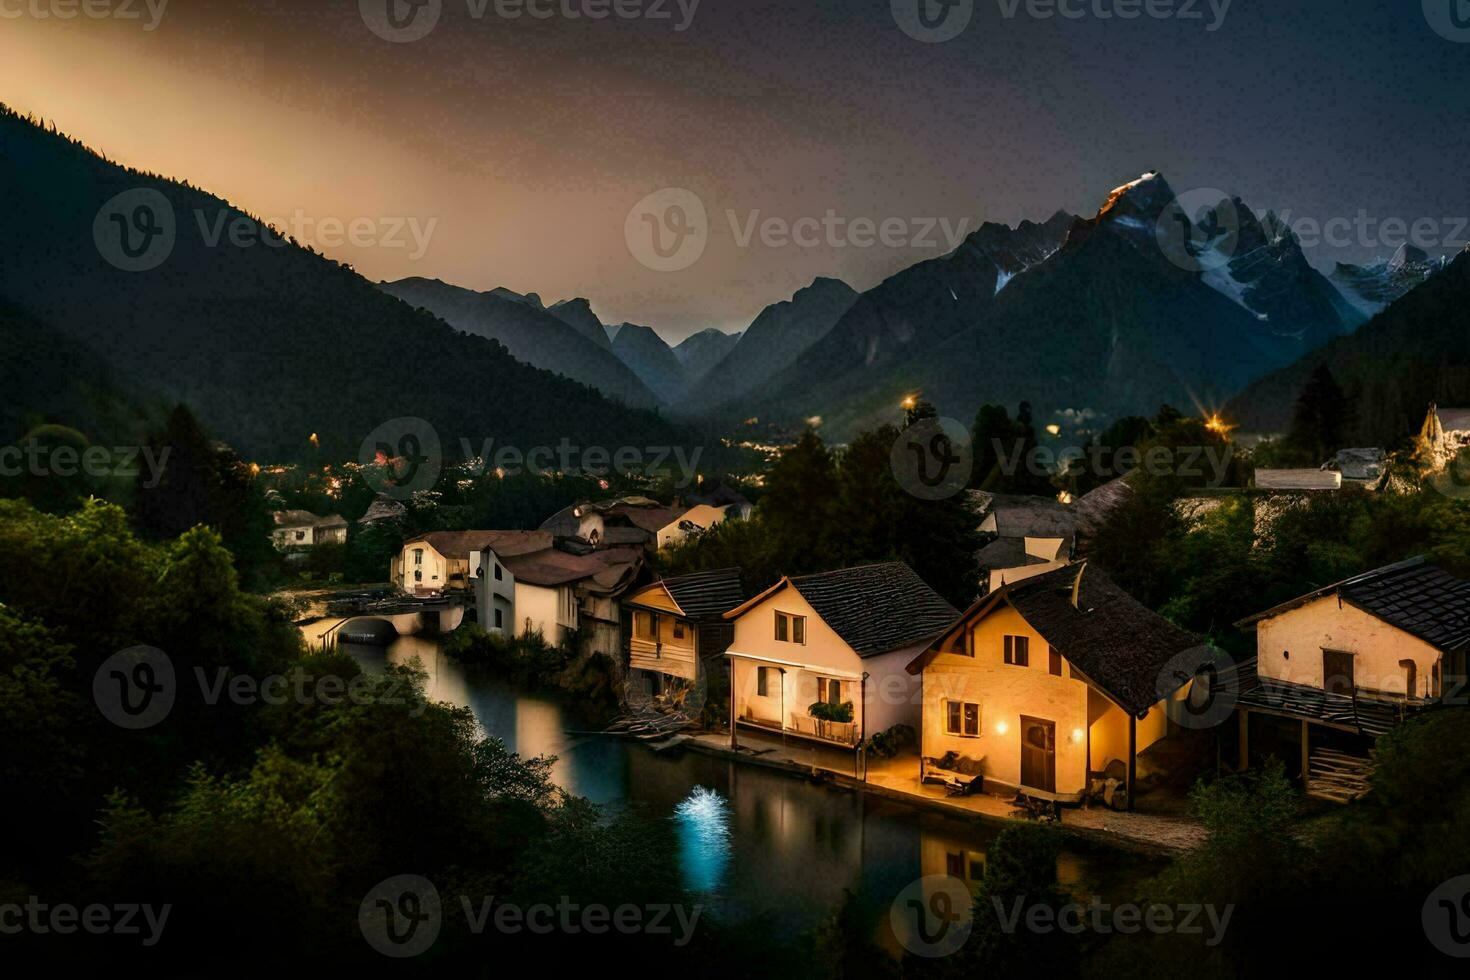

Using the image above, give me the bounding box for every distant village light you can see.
[309,432,319,447]
[1205,413,1234,437]
[900,394,918,411]
[1046,424,1062,436]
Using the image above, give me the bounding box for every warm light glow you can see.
[806,415,823,428]
[1204,413,1235,437]
[1072,728,1084,743]
[995,721,1008,735]
[1058,491,1074,504]
[900,393,919,411]
[1045,424,1061,436]
[309,432,320,447]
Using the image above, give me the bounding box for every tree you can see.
[1286,364,1350,464]
[760,427,838,573]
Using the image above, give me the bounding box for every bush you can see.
[808,700,854,724]
[863,723,916,759]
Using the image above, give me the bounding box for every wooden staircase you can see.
[1307,747,1374,804]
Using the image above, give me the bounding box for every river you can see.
[318,624,1167,952]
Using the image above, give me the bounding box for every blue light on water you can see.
[674,786,731,894]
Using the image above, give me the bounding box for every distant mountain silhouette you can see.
[684,277,858,414]
[724,175,1374,438]
[672,327,743,395]
[1228,248,1470,441]
[549,297,615,351]
[610,322,688,404]
[0,104,696,461]
[379,278,660,407]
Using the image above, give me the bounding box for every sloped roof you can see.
[1236,556,1470,653]
[629,567,746,620]
[910,563,1210,717]
[1073,476,1133,551]
[501,544,643,590]
[972,492,1076,540]
[274,510,345,529]
[662,567,746,619]
[612,504,689,533]
[728,562,958,658]
[406,530,553,560]
[1234,657,1424,737]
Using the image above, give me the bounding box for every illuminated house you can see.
[907,563,1213,808]
[723,563,957,765]
[622,567,745,701]
[1234,557,1470,802]
[270,510,348,550]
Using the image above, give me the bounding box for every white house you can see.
[271,511,348,550]
[722,562,958,774]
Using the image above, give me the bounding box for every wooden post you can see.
[1300,719,1310,794]
[1237,708,1250,773]
[728,659,737,750]
[1127,715,1137,812]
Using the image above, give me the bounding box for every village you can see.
[271,403,1470,854]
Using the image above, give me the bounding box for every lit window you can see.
[945,700,980,736]
[1004,635,1029,667]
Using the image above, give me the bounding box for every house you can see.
[1329,448,1387,487]
[476,541,645,654]
[392,530,554,596]
[1234,557,1470,802]
[906,563,1214,808]
[622,567,745,702]
[539,496,732,551]
[722,562,958,772]
[271,510,348,549]
[688,483,755,521]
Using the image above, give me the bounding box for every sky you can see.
[3,0,1468,342]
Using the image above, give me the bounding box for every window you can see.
[824,679,841,704]
[1049,645,1062,676]
[295,530,306,541]
[944,700,980,736]
[635,611,656,640]
[946,851,964,878]
[1003,635,1029,667]
[414,570,422,582]
[413,549,423,566]
[494,609,504,628]
[672,621,686,640]
[775,612,806,644]
[494,563,503,581]
[757,666,775,697]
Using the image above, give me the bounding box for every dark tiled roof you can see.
[1235,657,1424,737]
[659,567,746,620]
[408,530,552,560]
[1002,564,1210,716]
[972,491,1076,540]
[1237,557,1470,653]
[789,563,959,658]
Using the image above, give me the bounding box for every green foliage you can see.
[863,723,916,759]
[970,402,1055,495]
[808,700,855,723]
[956,823,1079,973]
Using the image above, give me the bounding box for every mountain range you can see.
[0,105,698,462]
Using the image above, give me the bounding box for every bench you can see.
[922,753,985,796]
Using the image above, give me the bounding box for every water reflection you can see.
[316,624,1164,941]
[674,787,732,894]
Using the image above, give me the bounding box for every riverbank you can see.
[676,730,1203,858]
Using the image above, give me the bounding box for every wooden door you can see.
[1322,650,1355,696]
[1020,716,1056,793]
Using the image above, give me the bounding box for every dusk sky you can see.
[3,0,1467,341]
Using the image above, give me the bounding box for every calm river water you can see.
[321,626,1166,952]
